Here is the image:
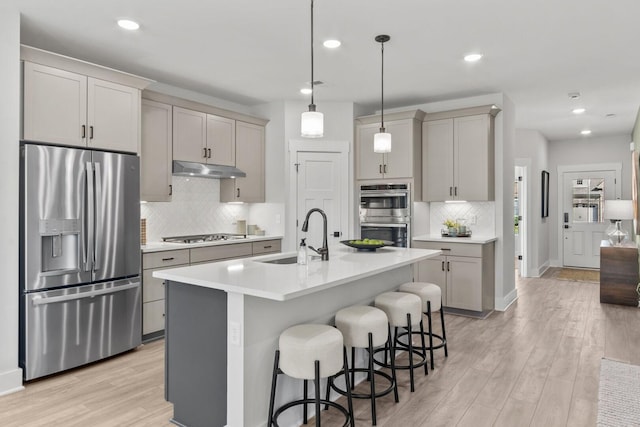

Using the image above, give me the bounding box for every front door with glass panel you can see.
[562,171,617,268]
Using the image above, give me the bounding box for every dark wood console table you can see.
[600,240,639,306]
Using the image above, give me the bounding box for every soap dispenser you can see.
[297,238,308,265]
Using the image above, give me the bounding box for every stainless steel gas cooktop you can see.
[161,233,247,244]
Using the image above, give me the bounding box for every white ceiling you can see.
[12,0,640,141]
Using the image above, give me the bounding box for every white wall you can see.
[0,7,23,395]
[515,129,550,276]
[548,133,633,265]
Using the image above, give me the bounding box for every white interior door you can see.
[562,170,617,268]
[295,152,344,250]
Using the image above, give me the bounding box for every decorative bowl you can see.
[340,240,394,251]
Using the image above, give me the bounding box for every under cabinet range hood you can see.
[172,160,246,179]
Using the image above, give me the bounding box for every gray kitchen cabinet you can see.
[413,240,495,313]
[355,110,424,180]
[141,239,281,340]
[23,61,141,154]
[220,121,265,202]
[422,106,498,202]
[141,99,173,202]
[173,107,236,166]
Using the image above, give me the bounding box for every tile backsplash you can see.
[140,176,248,243]
[429,201,495,236]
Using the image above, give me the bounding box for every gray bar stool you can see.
[398,282,449,369]
[374,291,428,392]
[268,324,354,427]
[329,305,399,425]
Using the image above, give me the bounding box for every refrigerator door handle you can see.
[31,282,140,306]
[85,162,95,272]
[94,162,102,272]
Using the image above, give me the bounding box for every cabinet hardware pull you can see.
[454,187,458,196]
[379,164,382,174]
[264,245,272,249]
[162,257,175,261]
[169,184,173,196]
[81,125,86,138]
[208,148,212,158]
[441,261,445,271]
[446,261,450,271]
[89,126,94,139]
[440,248,451,251]
[237,188,240,198]
[449,187,453,196]
[383,164,387,174]
[203,148,207,158]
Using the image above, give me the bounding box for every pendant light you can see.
[373,34,391,153]
[301,0,323,138]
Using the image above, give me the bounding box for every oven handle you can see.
[360,223,408,228]
[360,192,409,197]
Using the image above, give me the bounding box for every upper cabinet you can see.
[356,110,424,180]
[220,121,265,203]
[21,46,151,154]
[172,107,236,166]
[141,99,173,202]
[422,105,499,202]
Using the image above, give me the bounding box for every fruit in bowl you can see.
[349,238,385,245]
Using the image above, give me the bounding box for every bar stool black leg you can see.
[427,300,435,370]
[324,373,331,411]
[441,299,449,357]
[303,379,308,424]
[314,361,321,427]
[389,323,399,403]
[406,313,415,392]
[351,346,356,390]
[268,350,280,427]
[419,319,428,376]
[367,332,377,425]
[342,347,355,427]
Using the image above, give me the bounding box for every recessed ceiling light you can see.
[323,40,341,49]
[464,53,483,62]
[581,129,592,135]
[117,19,140,30]
[572,108,586,114]
[300,88,312,95]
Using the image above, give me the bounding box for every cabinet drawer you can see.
[143,300,165,335]
[143,249,190,269]
[413,241,482,257]
[190,242,252,264]
[252,239,281,255]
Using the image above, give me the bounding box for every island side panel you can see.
[238,265,413,427]
[166,281,228,427]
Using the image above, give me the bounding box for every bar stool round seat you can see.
[331,306,398,425]
[373,292,428,392]
[268,324,354,427]
[398,282,449,369]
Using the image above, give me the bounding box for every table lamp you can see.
[604,200,634,245]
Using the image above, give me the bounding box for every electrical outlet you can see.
[470,215,477,225]
[229,321,241,346]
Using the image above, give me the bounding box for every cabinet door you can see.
[447,256,482,311]
[222,121,264,202]
[143,300,165,335]
[423,119,454,201]
[356,124,384,180]
[173,107,207,163]
[87,78,140,153]
[23,62,87,147]
[141,100,172,202]
[416,256,447,306]
[383,120,413,179]
[206,114,235,166]
[455,114,493,201]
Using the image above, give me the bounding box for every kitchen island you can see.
[154,245,440,427]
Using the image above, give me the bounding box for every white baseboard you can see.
[0,367,23,396]
[531,261,551,278]
[550,259,562,268]
[495,288,518,311]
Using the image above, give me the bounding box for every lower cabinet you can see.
[413,240,495,313]
[141,239,282,341]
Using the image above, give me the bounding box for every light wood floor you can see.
[2,269,639,426]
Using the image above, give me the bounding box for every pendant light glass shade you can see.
[301,0,323,138]
[374,130,392,153]
[301,110,324,138]
[373,34,391,153]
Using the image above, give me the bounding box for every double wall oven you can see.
[359,184,410,247]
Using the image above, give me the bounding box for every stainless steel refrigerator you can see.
[20,143,141,380]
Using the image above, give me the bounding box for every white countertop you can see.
[141,235,283,253]
[413,234,497,244]
[153,245,441,301]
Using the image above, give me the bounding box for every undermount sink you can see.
[258,256,299,265]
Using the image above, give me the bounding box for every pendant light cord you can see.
[310,0,315,108]
[380,40,384,130]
